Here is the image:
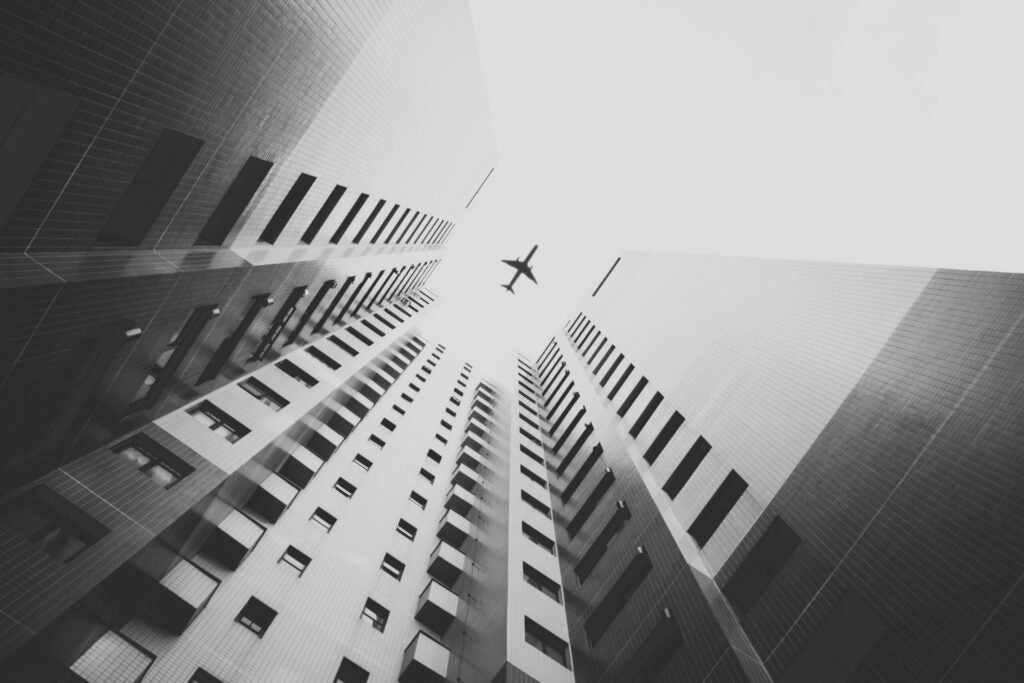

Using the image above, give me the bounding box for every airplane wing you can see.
[523,266,537,284]
[502,259,524,269]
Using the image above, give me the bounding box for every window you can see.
[576,501,630,583]
[524,563,562,602]
[196,156,274,245]
[0,486,109,563]
[426,449,442,464]
[663,436,712,499]
[301,184,346,244]
[415,373,426,382]
[258,172,316,244]
[440,420,452,431]
[189,669,225,683]
[369,434,386,449]
[688,471,748,547]
[335,477,357,498]
[236,597,277,637]
[723,516,801,614]
[435,434,448,445]
[397,519,417,540]
[354,455,373,471]
[360,598,389,632]
[277,359,318,387]
[445,407,456,418]
[131,305,218,408]
[520,465,547,488]
[311,508,336,531]
[381,418,396,431]
[522,522,555,553]
[187,402,250,443]
[410,383,421,392]
[584,547,653,645]
[643,411,685,465]
[410,491,427,509]
[381,553,405,580]
[280,546,311,575]
[567,469,615,538]
[113,435,194,489]
[617,376,649,417]
[393,405,406,416]
[335,658,370,683]
[525,617,569,667]
[630,392,664,437]
[419,468,435,484]
[328,335,359,357]
[239,377,289,411]
[347,326,373,346]
[521,490,551,517]
[520,444,544,466]
[401,393,413,402]
[306,346,341,370]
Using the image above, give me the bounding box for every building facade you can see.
[531,251,1024,682]
[0,0,495,489]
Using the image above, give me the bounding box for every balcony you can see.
[415,580,460,636]
[69,630,154,683]
[399,631,450,683]
[245,473,298,522]
[276,446,323,488]
[444,485,478,518]
[455,448,482,472]
[451,463,482,493]
[437,509,470,548]
[140,557,220,634]
[428,541,468,587]
[200,509,266,569]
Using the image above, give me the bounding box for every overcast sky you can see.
[423,0,1024,374]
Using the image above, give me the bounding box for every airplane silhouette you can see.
[501,245,538,294]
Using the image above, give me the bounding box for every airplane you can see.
[501,245,538,294]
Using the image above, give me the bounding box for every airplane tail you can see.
[501,283,514,293]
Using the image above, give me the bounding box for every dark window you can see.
[258,173,316,244]
[561,444,603,504]
[236,597,277,637]
[618,377,650,418]
[629,391,663,437]
[198,293,272,383]
[445,407,456,418]
[440,420,452,431]
[98,128,204,245]
[239,377,289,411]
[311,508,336,531]
[354,455,373,471]
[607,363,634,401]
[328,335,359,357]
[0,486,109,563]
[113,434,194,489]
[381,553,405,580]
[780,591,886,682]
[335,477,357,498]
[306,346,341,370]
[393,405,406,416]
[369,434,386,449]
[584,547,653,645]
[419,468,435,484]
[520,465,547,488]
[723,516,801,614]
[360,598,389,632]
[381,418,396,431]
[347,326,373,346]
[301,184,345,243]
[523,563,562,603]
[363,320,385,337]
[280,545,311,575]
[276,359,318,388]
[663,436,712,499]
[688,471,748,547]
[615,608,683,682]
[196,156,273,245]
[189,669,225,683]
[567,469,615,537]
[187,402,250,443]
[410,491,427,509]
[330,192,368,243]
[521,490,551,517]
[401,393,413,403]
[643,411,685,464]
[426,449,442,464]
[520,427,543,448]
[130,305,218,409]
[522,522,555,553]
[335,658,370,683]
[575,501,630,583]
[525,617,569,667]
[397,519,417,540]
[435,434,448,445]
[520,444,545,466]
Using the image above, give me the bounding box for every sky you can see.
[422,0,1024,375]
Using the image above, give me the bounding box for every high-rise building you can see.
[531,251,1024,682]
[0,0,494,490]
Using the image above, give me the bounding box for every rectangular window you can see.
[98,128,204,245]
[280,545,311,575]
[521,490,551,517]
[360,598,389,632]
[363,320,385,337]
[576,501,630,583]
[131,305,218,408]
[435,434,448,445]
[0,486,110,563]
[187,402,250,443]
[381,553,405,580]
[239,377,289,411]
[723,516,801,614]
[617,376,648,417]
[328,335,359,357]
[419,468,435,484]
[629,391,663,437]
[393,405,406,416]
[520,444,545,466]
[258,172,316,244]
[643,411,685,464]
[347,326,373,346]
[397,519,417,540]
[607,363,634,401]
[525,617,569,668]
[113,434,194,489]
[311,507,336,531]
[381,418,396,431]
[236,597,277,637]
[301,184,345,244]
[369,434,386,449]
[584,547,653,645]
[440,420,452,431]
[411,383,421,393]
[335,477,357,498]
[520,465,547,488]
[567,469,615,538]
[276,359,318,388]
[663,436,712,499]
[426,449,442,464]
[561,444,604,504]
[197,156,273,245]
[410,491,427,509]
[522,522,555,553]
[524,563,562,603]
[445,407,456,418]
[306,346,341,370]
[401,393,413,403]
[354,455,373,471]
[688,471,748,547]
[336,658,370,683]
